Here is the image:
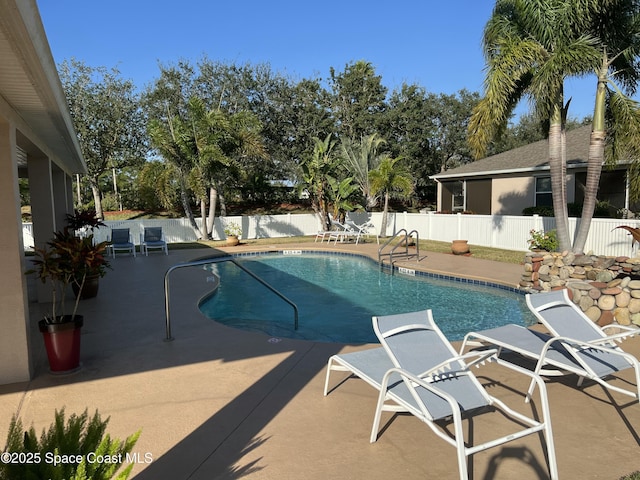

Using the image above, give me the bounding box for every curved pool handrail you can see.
[164,256,299,341]
[378,229,420,267]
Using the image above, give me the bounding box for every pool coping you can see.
[196,248,527,296]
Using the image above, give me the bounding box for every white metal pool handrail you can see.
[378,229,420,268]
[163,256,299,341]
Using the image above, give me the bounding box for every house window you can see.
[535,176,552,206]
[452,181,465,212]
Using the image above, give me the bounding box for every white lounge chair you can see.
[140,227,168,255]
[460,289,640,404]
[325,310,557,480]
[345,218,379,244]
[328,219,361,244]
[108,228,136,258]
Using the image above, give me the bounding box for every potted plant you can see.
[223,221,242,246]
[28,226,110,373]
[65,209,107,298]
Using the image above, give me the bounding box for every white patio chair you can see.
[325,309,557,480]
[460,289,640,403]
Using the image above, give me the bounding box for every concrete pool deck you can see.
[1,241,639,479]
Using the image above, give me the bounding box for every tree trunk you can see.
[200,198,210,240]
[380,192,390,237]
[548,105,572,251]
[573,63,608,254]
[90,182,103,220]
[219,190,227,217]
[207,186,218,237]
[366,193,377,211]
[75,174,82,208]
[177,176,202,238]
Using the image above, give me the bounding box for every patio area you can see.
[1,241,639,479]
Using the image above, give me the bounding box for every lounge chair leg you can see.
[370,387,386,443]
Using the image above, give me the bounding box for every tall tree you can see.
[59,59,147,219]
[383,84,437,201]
[144,62,204,236]
[468,0,601,252]
[426,89,481,172]
[329,60,387,140]
[339,133,387,210]
[369,156,414,237]
[300,135,341,231]
[572,0,640,253]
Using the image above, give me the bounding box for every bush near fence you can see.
[22,212,640,258]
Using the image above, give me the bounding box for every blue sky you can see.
[37,0,600,121]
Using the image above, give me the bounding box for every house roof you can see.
[430,125,592,181]
[0,0,84,174]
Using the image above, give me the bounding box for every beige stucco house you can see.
[430,125,636,216]
[0,0,85,385]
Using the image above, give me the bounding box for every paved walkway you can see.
[1,242,639,479]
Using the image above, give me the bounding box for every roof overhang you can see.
[0,0,85,175]
[427,160,631,182]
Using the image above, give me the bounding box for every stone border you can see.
[521,251,640,326]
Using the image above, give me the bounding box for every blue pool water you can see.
[199,253,535,343]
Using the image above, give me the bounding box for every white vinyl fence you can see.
[22,212,640,258]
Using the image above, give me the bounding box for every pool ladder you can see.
[378,229,420,269]
[163,256,299,341]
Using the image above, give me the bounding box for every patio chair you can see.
[460,289,640,404]
[140,227,168,256]
[328,219,361,244]
[108,228,136,258]
[324,310,557,480]
[345,217,379,244]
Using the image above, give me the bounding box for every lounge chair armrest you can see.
[381,366,462,411]
[416,349,498,379]
[598,325,639,341]
[542,335,639,364]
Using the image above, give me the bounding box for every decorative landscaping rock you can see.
[614,308,630,326]
[616,291,631,308]
[597,295,616,311]
[522,252,640,330]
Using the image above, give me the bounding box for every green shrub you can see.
[522,202,614,218]
[0,408,140,480]
[620,472,640,480]
[527,229,558,251]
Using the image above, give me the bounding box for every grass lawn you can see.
[170,236,526,265]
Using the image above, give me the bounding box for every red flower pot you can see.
[38,315,83,373]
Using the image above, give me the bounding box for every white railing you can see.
[21,212,640,257]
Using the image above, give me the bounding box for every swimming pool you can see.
[199,253,535,343]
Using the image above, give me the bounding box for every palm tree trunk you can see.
[219,190,227,216]
[548,103,572,251]
[177,174,202,238]
[573,61,608,254]
[200,198,210,240]
[380,192,390,237]
[207,186,218,237]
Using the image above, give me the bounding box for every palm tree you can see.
[468,0,602,252]
[369,156,413,237]
[339,133,386,210]
[148,109,203,237]
[300,135,341,231]
[572,0,640,253]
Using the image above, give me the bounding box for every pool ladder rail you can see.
[377,229,420,269]
[163,256,299,341]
